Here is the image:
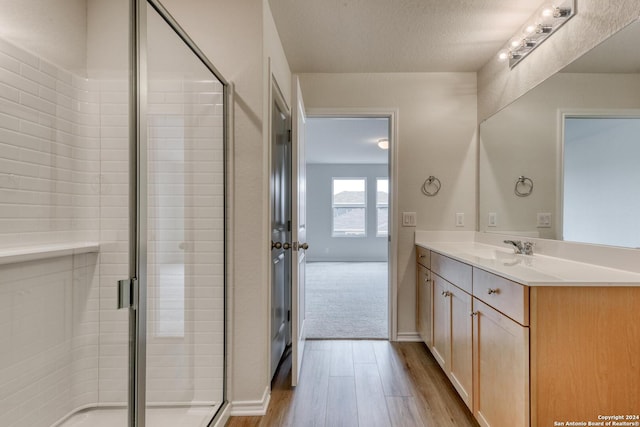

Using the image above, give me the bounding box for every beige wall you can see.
[298,72,477,336]
[0,0,87,73]
[477,1,640,121]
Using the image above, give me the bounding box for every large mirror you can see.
[479,20,640,248]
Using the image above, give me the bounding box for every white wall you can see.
[477,1,640,120]
[306,164,388,262]
[299,72,477,336]
[0,0,87,74]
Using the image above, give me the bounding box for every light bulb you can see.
[525,24,537,34]
[511,39,522,49]
[541,5,556,18]
[497,50,509,62]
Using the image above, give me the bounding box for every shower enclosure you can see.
[0,1,227,426]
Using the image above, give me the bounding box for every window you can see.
[332,178,366,237]
[377,178,389,236]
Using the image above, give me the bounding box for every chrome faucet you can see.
[504,240,535,255]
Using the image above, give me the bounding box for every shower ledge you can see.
[0,242,100,265]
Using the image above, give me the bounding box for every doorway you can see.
[304,117,391,339]
[562,114,640,247]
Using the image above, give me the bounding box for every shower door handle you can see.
[117,278,137,309]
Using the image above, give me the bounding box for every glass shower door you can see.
[143,3,226,426]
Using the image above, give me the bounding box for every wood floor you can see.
[225,340,479,427]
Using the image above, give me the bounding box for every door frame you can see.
[304,108,399,341]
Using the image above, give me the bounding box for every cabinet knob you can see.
[487,288,499,295]
[441,290,451,297]
[470,311,479,317]
[419,255,426,258]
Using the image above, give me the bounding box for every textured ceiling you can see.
[269,0,545,72]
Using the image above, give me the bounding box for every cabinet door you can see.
[449,285,473,410]
[432,274,449,370]
[417,265,433,347]
[473,298,529,427]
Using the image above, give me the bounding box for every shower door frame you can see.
[128,1,230,426]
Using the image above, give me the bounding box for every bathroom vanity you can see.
[415,237,640,427]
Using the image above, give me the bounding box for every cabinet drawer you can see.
[473,267,529,326]
[431,252,472,294]
[416,245,430,268]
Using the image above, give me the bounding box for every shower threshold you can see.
[56,404,220,427]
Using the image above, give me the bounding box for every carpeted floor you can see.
[305,262,388,339]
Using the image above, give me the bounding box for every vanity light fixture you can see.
[377,138,389,150]
[497,0,575,68]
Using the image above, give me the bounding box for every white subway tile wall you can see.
[96,77,129,406]
[0,36,101,427]
[0,34,225,427]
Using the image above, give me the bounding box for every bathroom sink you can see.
[460,247,518,262]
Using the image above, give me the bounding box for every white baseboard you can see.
[396,332,422,342]
[230,385,271,416]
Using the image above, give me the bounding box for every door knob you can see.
[271,241,282,250]
[299,243,309,250]
[282,242,291,250]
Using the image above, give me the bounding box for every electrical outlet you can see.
[537,212,551,228]
[402,212,417,227]
[455,213,465,227]
[488,212,497,227]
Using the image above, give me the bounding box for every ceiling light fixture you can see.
[377,138,389,150]
[497,0,575,68]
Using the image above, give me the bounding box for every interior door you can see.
[291,76,308,386]
[270,87,291,380]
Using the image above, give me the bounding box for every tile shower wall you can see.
[96,77,129,405]
[0,37,100,247]
[0,37,101,427]
[0,31,225,427]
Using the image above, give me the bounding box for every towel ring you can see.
[421,176,441,197]
[514,176,533,197]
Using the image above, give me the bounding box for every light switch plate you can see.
[488,212,497,227]
[402,212,417,227]
[537,212,552,228]
[455,213,465,227]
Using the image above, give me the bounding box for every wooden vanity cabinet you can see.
[416,264,433,346]
[473,298,529,427]
[417,245,640,427]
[432,272,473,410]
[416,247,432,346]
[416,246,527,422]
[529,287,640,426]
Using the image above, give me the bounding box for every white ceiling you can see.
[306,117,389,164]
[268,0,545,72]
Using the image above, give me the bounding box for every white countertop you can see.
[415,240,640,287]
